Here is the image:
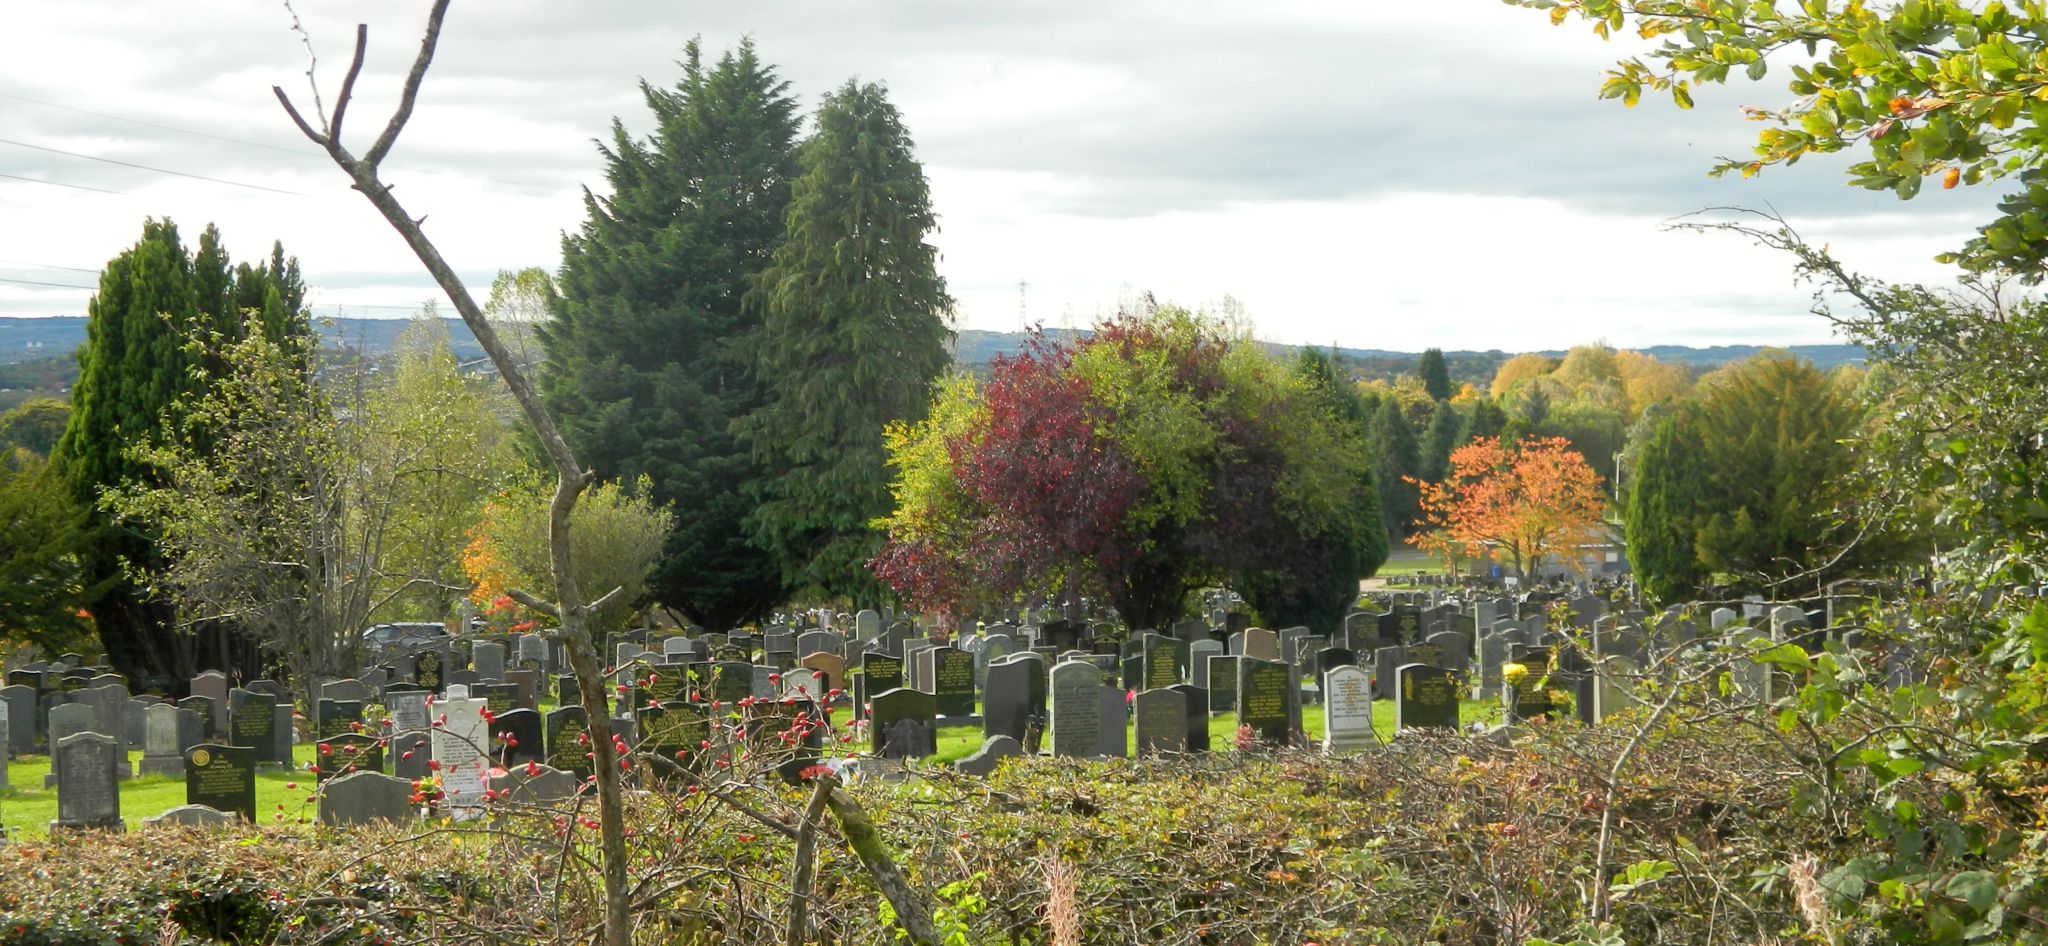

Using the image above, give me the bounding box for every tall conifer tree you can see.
[1366,398,1421,539]
[1418,348,1453,402]
[543,40,800,629]
[736,80,954,605]
[56,219,304,685]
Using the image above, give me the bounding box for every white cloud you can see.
[0,0,2006,349]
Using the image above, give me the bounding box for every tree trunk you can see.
[272,6,632,943]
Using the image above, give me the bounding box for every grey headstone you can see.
[53,731,122,831]
[1134,688,1188,755]
[953,735,1023,777]
[472,641,508,682]
[2,684,34,754]
[320,771,418,826]
[143,804,236,829]
[1095,685,1129,758]
[488,763,579,809]
[139,703,206,777]
[1048,660,1102,758]
[190,671,229,732]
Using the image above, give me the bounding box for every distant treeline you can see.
[0,317,1866,404]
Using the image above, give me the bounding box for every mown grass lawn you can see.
[2,741,324,838]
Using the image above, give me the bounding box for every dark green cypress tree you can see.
[735,79,954,606]
[1418,401,1463,483]
[543,39,800,629]
[55,219,301,685]
[1365,398,1420,539]
[1418,347,1453,402]
[1625,412,1706,603]
[1458,395,1508,445]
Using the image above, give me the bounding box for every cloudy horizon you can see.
[0,0,2005,353]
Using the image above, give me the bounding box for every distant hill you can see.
[954,328,1866,381]
[0,317,1865,408]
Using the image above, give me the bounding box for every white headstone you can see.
[1321,665,1375,755]
[430,697,490,809]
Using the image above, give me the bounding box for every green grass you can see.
[2,741,324,838]
[1371,548,1450,577]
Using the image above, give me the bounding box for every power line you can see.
[0,275,95,290]
[0,258,101,274]
[0,171,122,194]
[0,90,307,155]
[3,87,580,196]
[0,137,301,196]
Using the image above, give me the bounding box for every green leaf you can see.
[1747,58,1768,81]
[1757,642,1812,672]
[1946,870,1998,914]
[1990,93,2024,130]
[1820,859,1872,905]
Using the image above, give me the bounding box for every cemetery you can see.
[0,580,1970,945]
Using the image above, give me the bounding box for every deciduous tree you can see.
[874,307,1385,630]
[1517,0,2048,278]
[0,449,98,654]
[1408,436,1607,581]
[463,474,673,635]
[0,399,69,457]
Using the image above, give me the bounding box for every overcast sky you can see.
[0,0,2002,351]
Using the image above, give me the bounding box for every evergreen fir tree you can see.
[1418,347,1453,401]
[1418,401,1463,483]
[1365,398,1421,539]
[1458,395,1508,445]
[542,39,800,628]
[55,219,304,685]
[1625,412,1707,602]
[735,79,954,605]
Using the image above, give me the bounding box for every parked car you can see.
[362,622,451,658]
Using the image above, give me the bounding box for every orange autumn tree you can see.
[1407,436,1607,581]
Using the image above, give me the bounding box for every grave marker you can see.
[1134,688,1188,754]
[53,732,122,831]
[1048,661,1102,758]
[1321,665,1375,754]
[184,744,257,821]
[1395,664,1459,732]
[1236,658,1292,745]
[320,771,417,827]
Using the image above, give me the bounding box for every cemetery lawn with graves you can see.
[0,696,1498,836]
[0,743,321,836]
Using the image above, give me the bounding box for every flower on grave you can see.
[1501,662,1529,686]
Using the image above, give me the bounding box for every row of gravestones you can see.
[54,726,594,832]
